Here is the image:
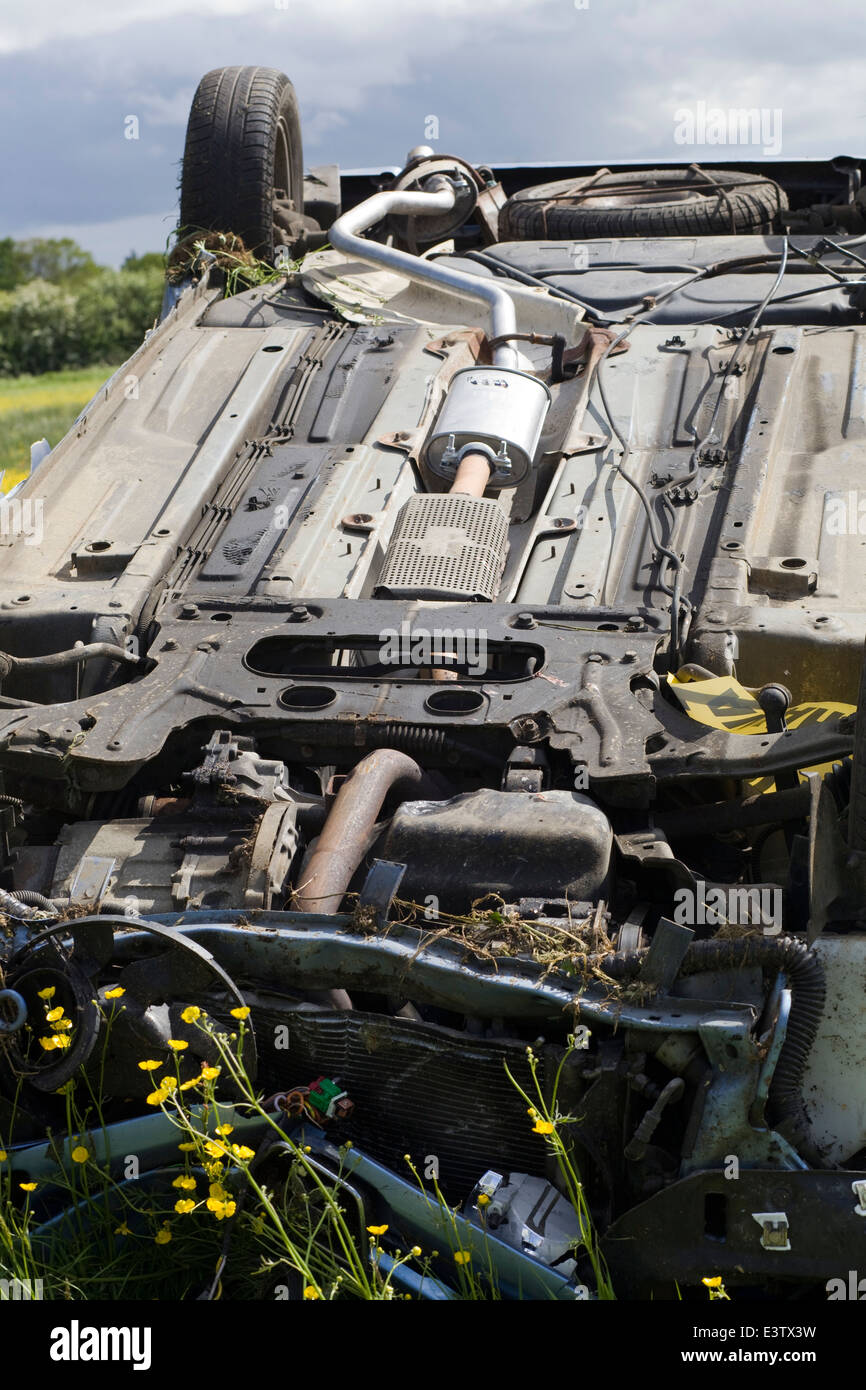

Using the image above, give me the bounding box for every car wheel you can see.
[499,166,787,240]
[180,65,305,262]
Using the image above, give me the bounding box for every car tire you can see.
[180,66,305,261]
[498,166,787,240]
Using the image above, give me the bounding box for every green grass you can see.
[0,363,118,490]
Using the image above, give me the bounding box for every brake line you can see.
[591,239,792,666]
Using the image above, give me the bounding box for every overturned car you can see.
[4,65,866,1298]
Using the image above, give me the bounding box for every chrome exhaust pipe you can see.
[329,176,519,369]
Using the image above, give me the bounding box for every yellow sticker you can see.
[667,674,853,791]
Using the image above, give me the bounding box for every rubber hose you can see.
[596,935,825,1146]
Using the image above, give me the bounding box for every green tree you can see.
[0,238,27,292]
[15,238,102,289]
[121,251,166,274]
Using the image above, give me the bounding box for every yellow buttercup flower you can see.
[19,1182,37,1192]
[39,1036,58,1051]
[367,1224,389,1236]
[45,1006,64,1022]
[146,1089,166,1106]
[53,1018,73,1031]
[172,1175,196,1190]
[167,1039,188,1052]
[214,1124,234,1136]
[104,987,125,1000]
[71,1146,89,1164]
[454,1250,471,1265]
[702,1274,730,1300]
[179,1077,199,1091]
[410,1245,422,1257]
[200,1065,220,1081]
[174,1199,195,1214]
[477,1193,490,1208]
[230,1144,255,1161]
[138,1060,162,1072]
[303,1286,321,1300]
[154,1224,172,1245]
[532,1119,555,1135]
[206,1196,236,1220]
[180,1005,201,1024]
[178,1142,196,1152]
[230,1006,250,1020]
[160,1076,178,1093]
[114,1221,131,1236]
[204,1140,226,1158]
[37,987,55,1000]
[0,1151,7,1162]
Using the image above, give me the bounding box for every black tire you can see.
[180,66,304,261]
[499,167,787,240]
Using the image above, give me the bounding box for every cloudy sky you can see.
[2,0,864,265]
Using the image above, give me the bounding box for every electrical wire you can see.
[590,239,792,667]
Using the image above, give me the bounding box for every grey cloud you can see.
[2,0,865,261]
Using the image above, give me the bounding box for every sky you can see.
[1,0,865,266]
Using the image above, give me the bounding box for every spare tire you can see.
[499,166,787,240]
[180,66,306,262]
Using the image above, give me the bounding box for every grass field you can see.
[0,364,117,490]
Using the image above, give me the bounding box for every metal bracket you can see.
[358,859,407,928]
[752,1211,791,1251]
[639,917,694,992]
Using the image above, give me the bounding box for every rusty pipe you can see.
[449,450,493,498]
[295,749,444,915]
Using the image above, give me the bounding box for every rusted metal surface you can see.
[294,749,443,914]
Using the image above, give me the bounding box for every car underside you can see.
[4,65,866,1299]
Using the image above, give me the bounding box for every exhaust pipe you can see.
[294,749,445,916]
[329,178,519,369]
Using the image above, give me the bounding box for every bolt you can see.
[180,604,199,620]
[288,604,311,623]
[513,717,540,741]
[514,612,537,629]
[623,650,638,663]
